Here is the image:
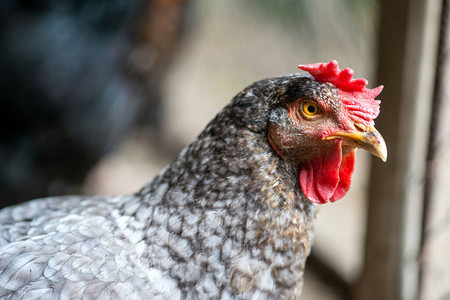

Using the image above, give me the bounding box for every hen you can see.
[0,60,386,299]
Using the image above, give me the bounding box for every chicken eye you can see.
[301,101,320,117]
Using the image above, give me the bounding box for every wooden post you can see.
[420,1,450,298]
[355,0,443,299]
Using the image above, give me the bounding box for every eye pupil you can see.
[301,101,320,118]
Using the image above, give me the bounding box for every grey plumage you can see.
[0,75,337,299]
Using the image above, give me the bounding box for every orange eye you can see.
[302,101,320,117]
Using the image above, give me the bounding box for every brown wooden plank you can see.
[420,1,450,298]
[355,0,443,299]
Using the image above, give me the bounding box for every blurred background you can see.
[1,0,448,299]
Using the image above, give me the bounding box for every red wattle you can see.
[299,142,342,204]
[299,142,356,204]
[329,149,356,202]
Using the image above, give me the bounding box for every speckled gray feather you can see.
[0,75,341,299]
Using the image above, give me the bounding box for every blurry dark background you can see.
[0,0,189,206]
[1,0,448,299]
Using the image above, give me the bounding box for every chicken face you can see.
[268,61,387,204]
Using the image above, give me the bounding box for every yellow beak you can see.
[324,123,388,162]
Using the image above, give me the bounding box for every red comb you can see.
[298,60,383,126]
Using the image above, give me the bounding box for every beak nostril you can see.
[354,123,367,132]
